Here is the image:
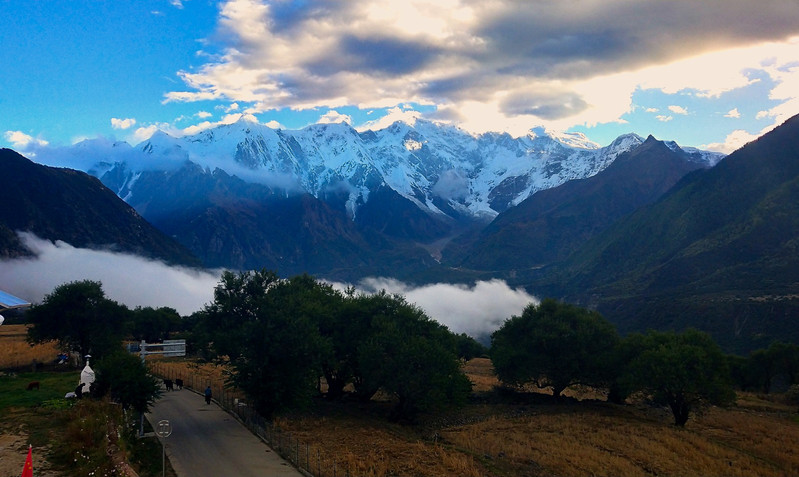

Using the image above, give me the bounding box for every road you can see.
[145,387,303,477]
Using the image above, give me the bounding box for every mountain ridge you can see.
[0,148,200,266]
[534,114,799,352]
[442,135,715,271]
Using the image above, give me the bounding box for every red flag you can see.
[20,445,32,477]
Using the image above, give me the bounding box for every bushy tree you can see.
[355,293,472,421]
[765,341,799,387]
[454,333,488,361]
[129,306,182,343]
[735,341,799,393]
[92,351,161,414]
[27,280,130,360]
[202,270,326,418]
[491,298,619,398]
[200,271,472,421]
[621,329,735,426]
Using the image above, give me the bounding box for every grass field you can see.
[4,326,799,476]
[149,356,799,477]
[0,327,167,477]
[0,325,59,370]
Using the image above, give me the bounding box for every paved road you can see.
[146,388,303,477]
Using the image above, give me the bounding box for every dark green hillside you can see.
[0,148,200,266]
[443,136,710,270]
[540,114,799,352]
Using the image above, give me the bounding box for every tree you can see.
[91,350,161,414]
[355,293,472,421]
[202,270,326,418]
[130,306,181,343]
[491,298,619,398]
[765,341,799,387]
[621,329,735,426]
[454,333,487,361]
[741,341,799,393]
[27,280,130,360]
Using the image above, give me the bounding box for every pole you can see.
[162,439,166,477]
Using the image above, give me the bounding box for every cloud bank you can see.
[1,234,535,339]
[336,277,538,338]
[0,234,222,316]
[163,0,799,136]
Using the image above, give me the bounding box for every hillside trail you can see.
[146,386,303,477]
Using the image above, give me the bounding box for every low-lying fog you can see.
[0,233,538,338]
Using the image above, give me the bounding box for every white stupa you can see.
[80,355,95,391]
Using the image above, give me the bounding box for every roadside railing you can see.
[149,362,355,477]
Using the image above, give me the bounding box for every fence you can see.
[148,362,356,477]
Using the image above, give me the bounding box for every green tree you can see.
[454,333,487,361]
[747,347,779,393]
[355,293,472,421]
[26,280,130,360]
[742,341,799,393]
[491,298,619,398]
[91,350,161,414]
[346,291,403,402]
[130,306,181,343]
[621,329,735,426]
[766,341,799,386]
[202,270,326,418]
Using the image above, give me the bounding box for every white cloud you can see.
[702,128,761,154]
[111,117,137,130]
[0,233,222,316]
[724,108,741,118]
[355,106,423,132]
[656,115,673,122]
[162,0,799,138]
[0,233,537,338]
[197,111,213,119]
[335,277,538,338]
[4,131,48,149]
[317,110,352,125]
[646,108,659,113]
[668,105,688,115]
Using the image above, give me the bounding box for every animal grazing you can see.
[26,381,40,390]
[175,378,183,390]
[164,379,173,391]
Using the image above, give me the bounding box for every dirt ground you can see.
[0,433,59,477]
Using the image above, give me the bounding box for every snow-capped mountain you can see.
[48,117,724,225]
[28,118,723,277]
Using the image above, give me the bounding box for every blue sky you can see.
[2,0,798,154]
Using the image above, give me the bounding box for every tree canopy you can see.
[199,271,471,421]
[92,350,161,414]
[202,270,325,418]
[620,329,735,426]
[354,292,472,421]
[26,280,130,360]
[491,298,619,398]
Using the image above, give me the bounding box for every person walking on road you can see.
[204,385,212,404]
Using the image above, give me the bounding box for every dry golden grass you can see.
[462,356,499,393]
[0,324,59,369]
[441,404,799,477]
[149,356,799,477]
